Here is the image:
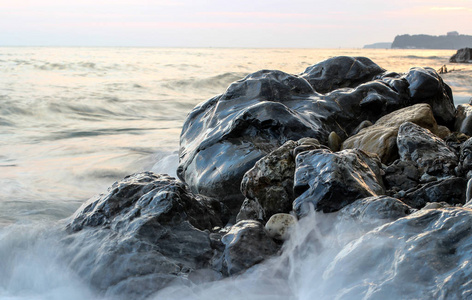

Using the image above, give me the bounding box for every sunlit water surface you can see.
[0,47,471,299]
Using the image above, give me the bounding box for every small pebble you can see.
[265,213,297,241]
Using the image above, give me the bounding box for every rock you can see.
[328,131,342,152]
[239,139,324,221]
[404,67,455,127]
[458,138,472,178]
[445,132,470,154]
[336,196,411,231]
[455,104,472,136]
[422,202,452,210]
[351,120,373,135]
[235,198,264,222]
[383,159,420,192]
[466,179,472,206]
[64,172,228,298]
[265,213,298,241]
[293,149,385,215]
[397,122,458,177]
[178,57,454,212]
[400,177,467,209]
[324,207,472,299]
[436,125,451,140]
[449,47,472,63]
[219,220,279,275]
[342,103,438,163]
[300,56,385,93]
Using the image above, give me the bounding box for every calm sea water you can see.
[0,47,471,299]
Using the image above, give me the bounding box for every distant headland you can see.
[364,31,472,49]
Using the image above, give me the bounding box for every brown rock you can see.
[342,104,438,163]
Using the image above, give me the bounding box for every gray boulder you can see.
[397,122,458,177]
[336,196,412,234]
[293,149,385,215]
[64,172,228,298]
[325,207,472,299]
[300,56,385,93]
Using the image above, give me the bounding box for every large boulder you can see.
[324,207,472,299]
[300,56,385,93]
[403,67,455,126]
[336,195,412,233]
[293,149,385,215]
[449,47,472,63]
[178,57,454,210]
[64,172,228,298]
[397,122,458,177]
[342,103,438,163]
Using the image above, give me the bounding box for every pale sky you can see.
[1,0,471,48]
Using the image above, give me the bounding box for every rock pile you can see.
[64,56,472,299]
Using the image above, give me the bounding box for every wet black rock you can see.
[336,195,412,232]
[324,207,472,299]
[397,122,458,177]
[449,47,472,63]
[65,172,228,298]
[293,149,385,215]
[384,159,420,192]
[455,104,472,136]
[403,67,455,126]
[400,177,467,209]
[300,56,385,93]
[218,220,279,275]
[178,57,454,209]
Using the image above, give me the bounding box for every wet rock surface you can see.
[325,208,472,299]
[65,172,228,298]
[239,138,324,221]
[383,159,420,192]
[218,220,279,275]
[177,57,454,209]
[293,149,385,215]
[399,177,467,209]
[397,122,458,177]
[336,195,412,232]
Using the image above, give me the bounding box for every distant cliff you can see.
[363,42,392,49]
[391,34,472,49]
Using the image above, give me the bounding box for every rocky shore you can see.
[64,56,472,299]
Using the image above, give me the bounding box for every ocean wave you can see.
[162,72,247,91]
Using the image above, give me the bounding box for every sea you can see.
[0,47,471,299]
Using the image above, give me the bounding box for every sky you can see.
[1,0,471,48]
